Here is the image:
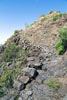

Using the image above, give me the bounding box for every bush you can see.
[40,14,46,17]
[49,10,53,14]
[55,40,62,50]
[2,43,22,62]
[0,68,21,98]
[59,28,67,46]
[30,21,37,26]
[46,78,62,91]
[41,17,47,22]
[0,88,8,98]
[53,13,62,21]
[57,45,64,55]
[55,28,67,54]
[55,40,65,54]
[0,70,14,88]
[14,30,19,34]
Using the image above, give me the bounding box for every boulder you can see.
[27,57,35,61]
[22,67,38,78]
[27,61,42,69]
[26,91,33,96]
[13,80,25,91]
[19,76,30,84]
[18,97,23,100]
[63,95,67,100]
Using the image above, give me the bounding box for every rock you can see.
[20,90,33,100]
[13,80,25,91]
[27,98,33,100]
[0,45,5,53]
[26,91,33,96]
[37,70,46,74]
[19,76,30,84]
[1,94,13,100]
[63,95,67,100]
[20,90,28,100]
[27,61,42,69]
[58,77,67,85]
[36,77,43,84]
[27,57,35,61]
[18,97,23,100]
[10,96,15,100]
[58,85,67,97]
[22,67,38,78]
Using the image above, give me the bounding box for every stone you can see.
[27,57,35,61]
[27,61,42,69]
[63,95,67,100]
[19,76,30,84]
[26,91,33,96]
[13,80,25,91]
[22,67,38,78]
[1,94,13,100]
[27,97,33,100]
[58,77,67,85]
[20,90,28,100]
[36,77,43,84]
[18,97,23,100]
[37,70,46,74]
[0,45,5,53]
[10,96,15,100]
[58,85,67,97]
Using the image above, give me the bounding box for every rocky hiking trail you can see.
[0,11,67,100]
[1,44,67,100]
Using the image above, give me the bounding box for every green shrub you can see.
[0,70,14,88]
[59,28,67,46]
[55,40,62,50]
[0,68,21,98]
[55,28,67,54]
[0,88,8,98]
[0,68,21,88]
[2,43,22,62]
[55,40,65,54]
[30,21,37,26]
[24,38,27,43]
[53,13,62,21]
[49,10,53,14]
[46,78,62,91]
[14,92,19,100]
[41,17,47,22]
[0,64,2,68]
[14,30,19,34]
[57,45,64,55]
[40,14,46,17]
[22,49,30,57]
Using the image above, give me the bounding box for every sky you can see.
[0,0,67,44]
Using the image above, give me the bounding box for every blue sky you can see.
[0,0,67,44]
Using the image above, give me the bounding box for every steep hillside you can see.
[0,11,67,100]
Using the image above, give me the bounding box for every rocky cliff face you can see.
[0,11,67,100]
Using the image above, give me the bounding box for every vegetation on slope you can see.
[55,28,67,54]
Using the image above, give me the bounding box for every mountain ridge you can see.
[0,11,67,100]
